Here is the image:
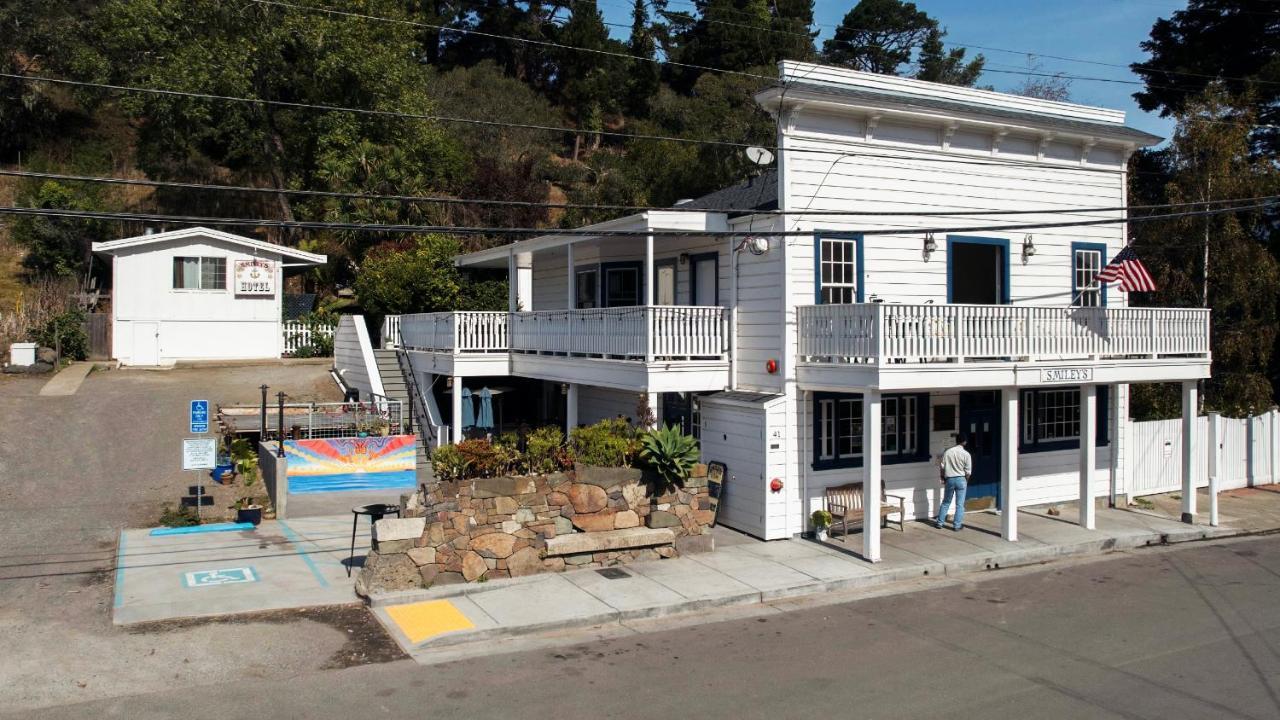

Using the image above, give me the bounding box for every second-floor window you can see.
[575,268,598,308]
[817,235,861,304]
[1072,243,1106,307]
[813,392,929,469]
[172,257,226,290]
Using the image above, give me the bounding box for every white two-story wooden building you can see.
[396,62,1210,562]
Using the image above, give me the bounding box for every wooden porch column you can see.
[645,233,655,363]
[566,242,575,309]
[451,376,464,444]
[1079,384,1097,530]
[1000,388,1019,541]
[863,388,882,563]
[565,383,579,434]
[507,249,517,313]
[1181,380,1198,523]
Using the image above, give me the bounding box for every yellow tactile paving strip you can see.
[386,600,476,644]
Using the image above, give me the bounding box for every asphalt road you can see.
[0,363,369,713]
[9,534,1280,720]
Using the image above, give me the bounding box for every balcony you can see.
[508,306,729,391]
[397,307,730,391]
[797,303,1211,392]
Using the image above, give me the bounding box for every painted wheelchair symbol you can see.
[183,567,258,588]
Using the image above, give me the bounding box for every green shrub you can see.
[229,437,258,486]
[570,418,639,468]
[639,424,699,489]
[811,509,833,529]
[455,438,505,478]
[158,504,200,528]
[526,426,569,474]
[432,443,469,482]
[29,308,88,361]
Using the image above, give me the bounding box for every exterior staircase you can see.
[373,348,432,484]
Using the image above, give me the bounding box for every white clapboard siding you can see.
[577,385,639,425]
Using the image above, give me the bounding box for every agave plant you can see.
[639,424,700,491]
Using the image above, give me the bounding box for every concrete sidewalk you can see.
[371,504,1234,662]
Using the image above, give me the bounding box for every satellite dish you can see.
[745,146,775,166]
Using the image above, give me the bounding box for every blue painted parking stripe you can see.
[277,520,330,588]
[113,533,126,609]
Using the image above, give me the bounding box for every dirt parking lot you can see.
[0,363,404,713]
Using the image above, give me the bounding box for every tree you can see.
[625,0,661,117]
[11,181,110,279]
[915,27,984,87]
[354,235,506,316]
[1131,0,1280,156]
[91,0,463,246]
[1011,58,1072,101]
[550,0,626,159]
[1128,91,1280,416]
[822,0,934,75]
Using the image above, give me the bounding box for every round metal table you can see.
[349,503,400,577]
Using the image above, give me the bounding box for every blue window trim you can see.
[574,263,600,308]
[811,391,930,470]
[1070,241,1109,307]
[947,235,1011,304]
[814,232,865,304]
[687,251,719,306]
[1019,386,1110,454]
[600,261,643,307]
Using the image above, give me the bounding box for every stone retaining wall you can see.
[356,464,715,595]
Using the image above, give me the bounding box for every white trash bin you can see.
[9,342,36,367]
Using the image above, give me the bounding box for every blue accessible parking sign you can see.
[190,400,209,434]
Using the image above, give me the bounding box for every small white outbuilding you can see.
[92,227,327,365]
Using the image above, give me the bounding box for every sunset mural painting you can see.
[284,436,417,494]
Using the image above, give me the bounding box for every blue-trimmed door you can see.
[958,391,1000,506]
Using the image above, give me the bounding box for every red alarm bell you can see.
[770,477,783,493]
[766,358,778,374]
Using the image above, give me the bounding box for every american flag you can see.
[1095,245,1156,292]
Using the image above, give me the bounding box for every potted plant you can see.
[811,509,833,541]
[235,497,263,526]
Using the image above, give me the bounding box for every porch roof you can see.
[454,209,732,268]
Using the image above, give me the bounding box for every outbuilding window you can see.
[813,392,929,470]
[173,257,227,290]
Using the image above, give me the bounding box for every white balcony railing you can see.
[798,303,1211,365]
[510,306,728,361]
[380,315,402,349]
[399,311,508,353]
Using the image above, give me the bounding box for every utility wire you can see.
[0,199,1272,238]
[1,71,1156,177]
[6,163,1278,223]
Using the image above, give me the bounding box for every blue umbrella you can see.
[476,388,495,431]
[460,387,475,429]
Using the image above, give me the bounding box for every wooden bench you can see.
[824,482,907,541]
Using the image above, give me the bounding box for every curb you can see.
[379,522,1259,654]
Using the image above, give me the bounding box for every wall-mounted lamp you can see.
[922,232,937,260]
[678,252,690,266]
[560,383,569,395]
[1021,234,1037,264]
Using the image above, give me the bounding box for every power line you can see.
[9,167,1276,219]
[0,199,1272,238]
[4,71,1159,178]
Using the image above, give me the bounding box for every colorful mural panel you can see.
[284,435,416,494]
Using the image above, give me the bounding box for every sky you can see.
[599,0,1188,144]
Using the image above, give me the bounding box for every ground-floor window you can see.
[813,392,929,470]
[1020,386,1109,452]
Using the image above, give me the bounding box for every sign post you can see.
[190,399,209,434]
[183,437,217,520]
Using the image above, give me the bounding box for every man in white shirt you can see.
[936,434,973,531]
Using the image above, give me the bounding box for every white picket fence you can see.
[1126,409,1280,498]
[282,320,336,356]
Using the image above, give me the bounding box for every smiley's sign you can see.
[233,259,275,295]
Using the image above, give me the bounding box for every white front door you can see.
[656,265,676,305]
[132,322,160,365]
[693,258,717,306]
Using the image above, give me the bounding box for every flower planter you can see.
[236,505,263,526]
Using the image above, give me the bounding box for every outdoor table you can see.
[349,503,400,576]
